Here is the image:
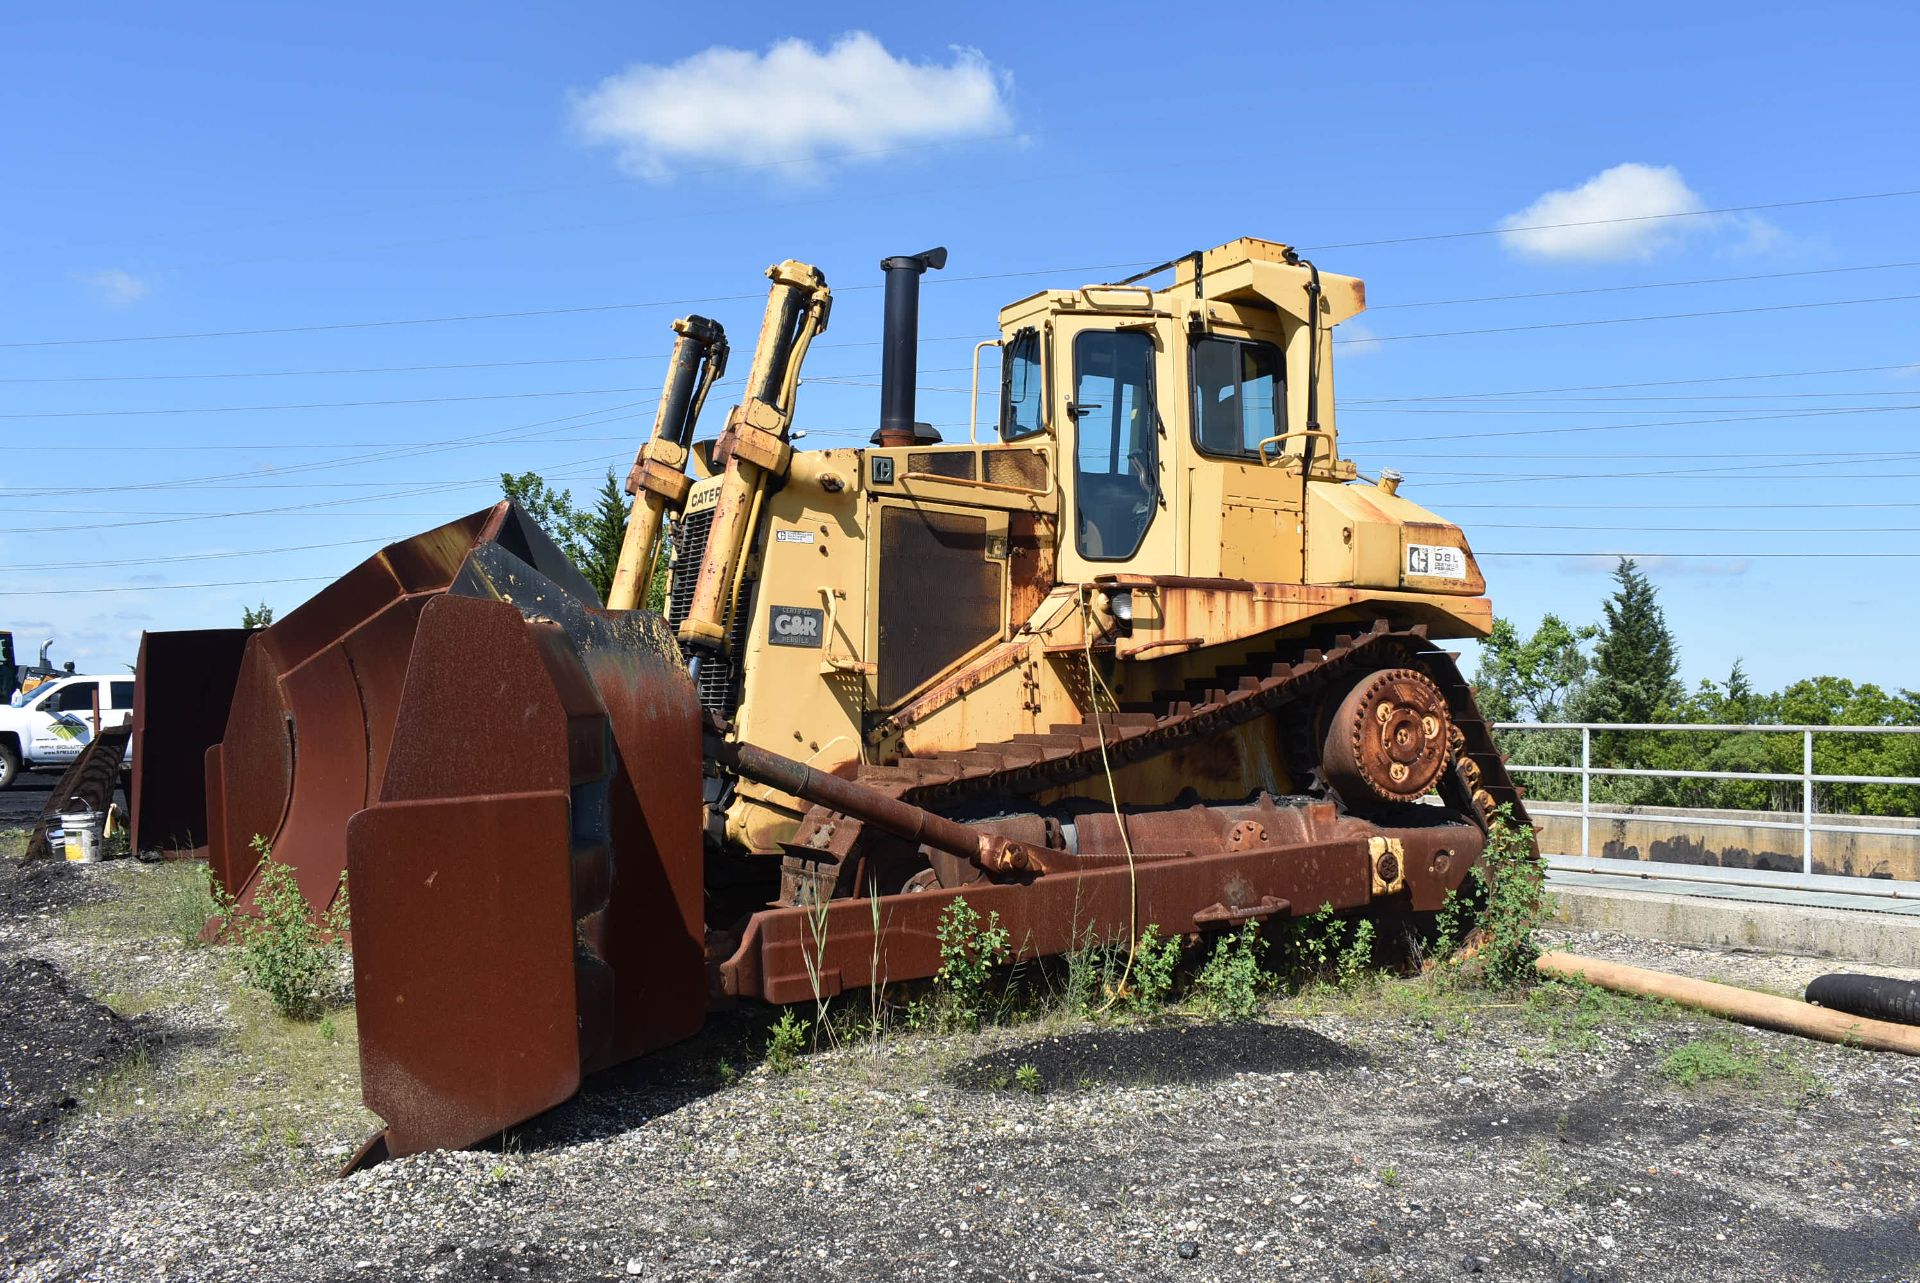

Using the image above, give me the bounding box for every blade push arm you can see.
[676,260,830,653]
[606,314,728,611]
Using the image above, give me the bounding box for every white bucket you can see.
[61,809,100,864]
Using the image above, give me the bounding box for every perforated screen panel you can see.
[876,508,1002,707]
[984,448,1048,491]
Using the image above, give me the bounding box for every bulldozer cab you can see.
[987,238,1366,586]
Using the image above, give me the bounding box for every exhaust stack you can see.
[875,247,947,447]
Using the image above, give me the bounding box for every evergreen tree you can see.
[574,471,630,603]
[1583,558,1680,725]
[499,468,632,604]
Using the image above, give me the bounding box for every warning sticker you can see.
[774,529,816,544]
[1405,543,1468,580]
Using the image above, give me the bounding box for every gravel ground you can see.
[2,854,1917,1283]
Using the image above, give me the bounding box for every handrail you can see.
[968,339,1000,444]
[1490,720,1920,883]
[1255,428,1337,468]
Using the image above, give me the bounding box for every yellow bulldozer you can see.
[132,237,1523,1167]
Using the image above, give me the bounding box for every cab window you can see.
[999,328,1044,441]
[51,681,99,713]
[1071,330,1159,560]
[1191,336,1284,459]
[110,680,135,710]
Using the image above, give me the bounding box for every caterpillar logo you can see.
[767,606,825,648]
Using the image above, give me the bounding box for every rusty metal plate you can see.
[129,628,252,857]
[347,791,583,1158]
[347,589,704,1153]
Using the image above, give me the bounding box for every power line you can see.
[1342,292,1920,347]
[1367,259,1920,310]
[1347,363,1920,405]
[1347,403,1920,447]
[1470,523,1920,533]
[16,186,1920,352]
[1445,501,1920,510]
[10,536,404,572]
[1476,550,1920,559]
[1297,187,1920,252]
[0,575,340,598]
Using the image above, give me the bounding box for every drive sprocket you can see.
[1321,666,1452,806]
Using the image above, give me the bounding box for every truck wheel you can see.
[0,741,18,790]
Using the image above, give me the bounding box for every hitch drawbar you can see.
[704,723,1049,877]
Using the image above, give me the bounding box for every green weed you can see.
[236,835,348,1021]
[766,1009,808,1074]
[934,897,1011,1031]
[1194,923,1266,1020]
[1660,1035,1766,1087]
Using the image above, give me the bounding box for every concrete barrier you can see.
[1533,805,1920,882]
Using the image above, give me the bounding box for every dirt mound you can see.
[950,1019,1366,1092]
[0,957,140,1165]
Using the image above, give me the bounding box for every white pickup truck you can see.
[0,673,136,789]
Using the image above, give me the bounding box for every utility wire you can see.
[1297,187,1920,252]
[15,187,1919,351]
[1366,259,1920,310]
[1348,362,1920,404]
[1344,292,1920,346]
[1347,403,1920,447]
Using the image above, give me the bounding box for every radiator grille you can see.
[665,507,712,628]
[665,506,745,715]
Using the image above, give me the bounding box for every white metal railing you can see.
[1492,722,1920,900]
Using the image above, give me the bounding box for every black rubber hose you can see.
[1805,973,1920,1027]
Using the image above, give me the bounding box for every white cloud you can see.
[74,267,152,306]
[1499,163,1764,262]
[571,32,1012,180]
[1334,319,1383,358]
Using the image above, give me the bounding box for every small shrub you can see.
[1127,925,1181,1011]
[236,835,347,1021]
[766,1009,808,1074]
[1666,1037,1766,1090]
[714,1059,739,1086]
[1660,1035,1766,1087]
[1335,918,1377,991]
[1013,1063,1043,1094]
[164,861,233,947]
[1291,903,1343,979]
[934,897,1011,1030]
[1431,886,1474,963]
[1194,923,1266,1020]
[317,1015,336,1043]
[1478,806,1549,988]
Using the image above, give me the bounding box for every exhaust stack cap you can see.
[875,247,949,447]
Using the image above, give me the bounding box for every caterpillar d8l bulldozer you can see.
[132,237,1524,1167]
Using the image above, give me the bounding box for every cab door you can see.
[26,678,100,764]
[1189,333,1303,583]
[1056,320,1177,581]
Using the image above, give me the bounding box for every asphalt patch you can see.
[0,957,141,1167]
[949,1019,1365,1092]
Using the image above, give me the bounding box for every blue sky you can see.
[4,2,1917,693]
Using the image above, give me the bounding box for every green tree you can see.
[241,602,275,628]
[1475,614,1596,804]
[498,468,631,604]
[1473,614,1596,723]
[1582,558,1681,726]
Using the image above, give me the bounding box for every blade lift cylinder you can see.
[606,314,728,611]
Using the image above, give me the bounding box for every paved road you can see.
[0,774,55,829]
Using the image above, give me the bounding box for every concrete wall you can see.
[1532,805,1920,882]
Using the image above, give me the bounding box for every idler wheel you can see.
[1322,667,1452,805]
